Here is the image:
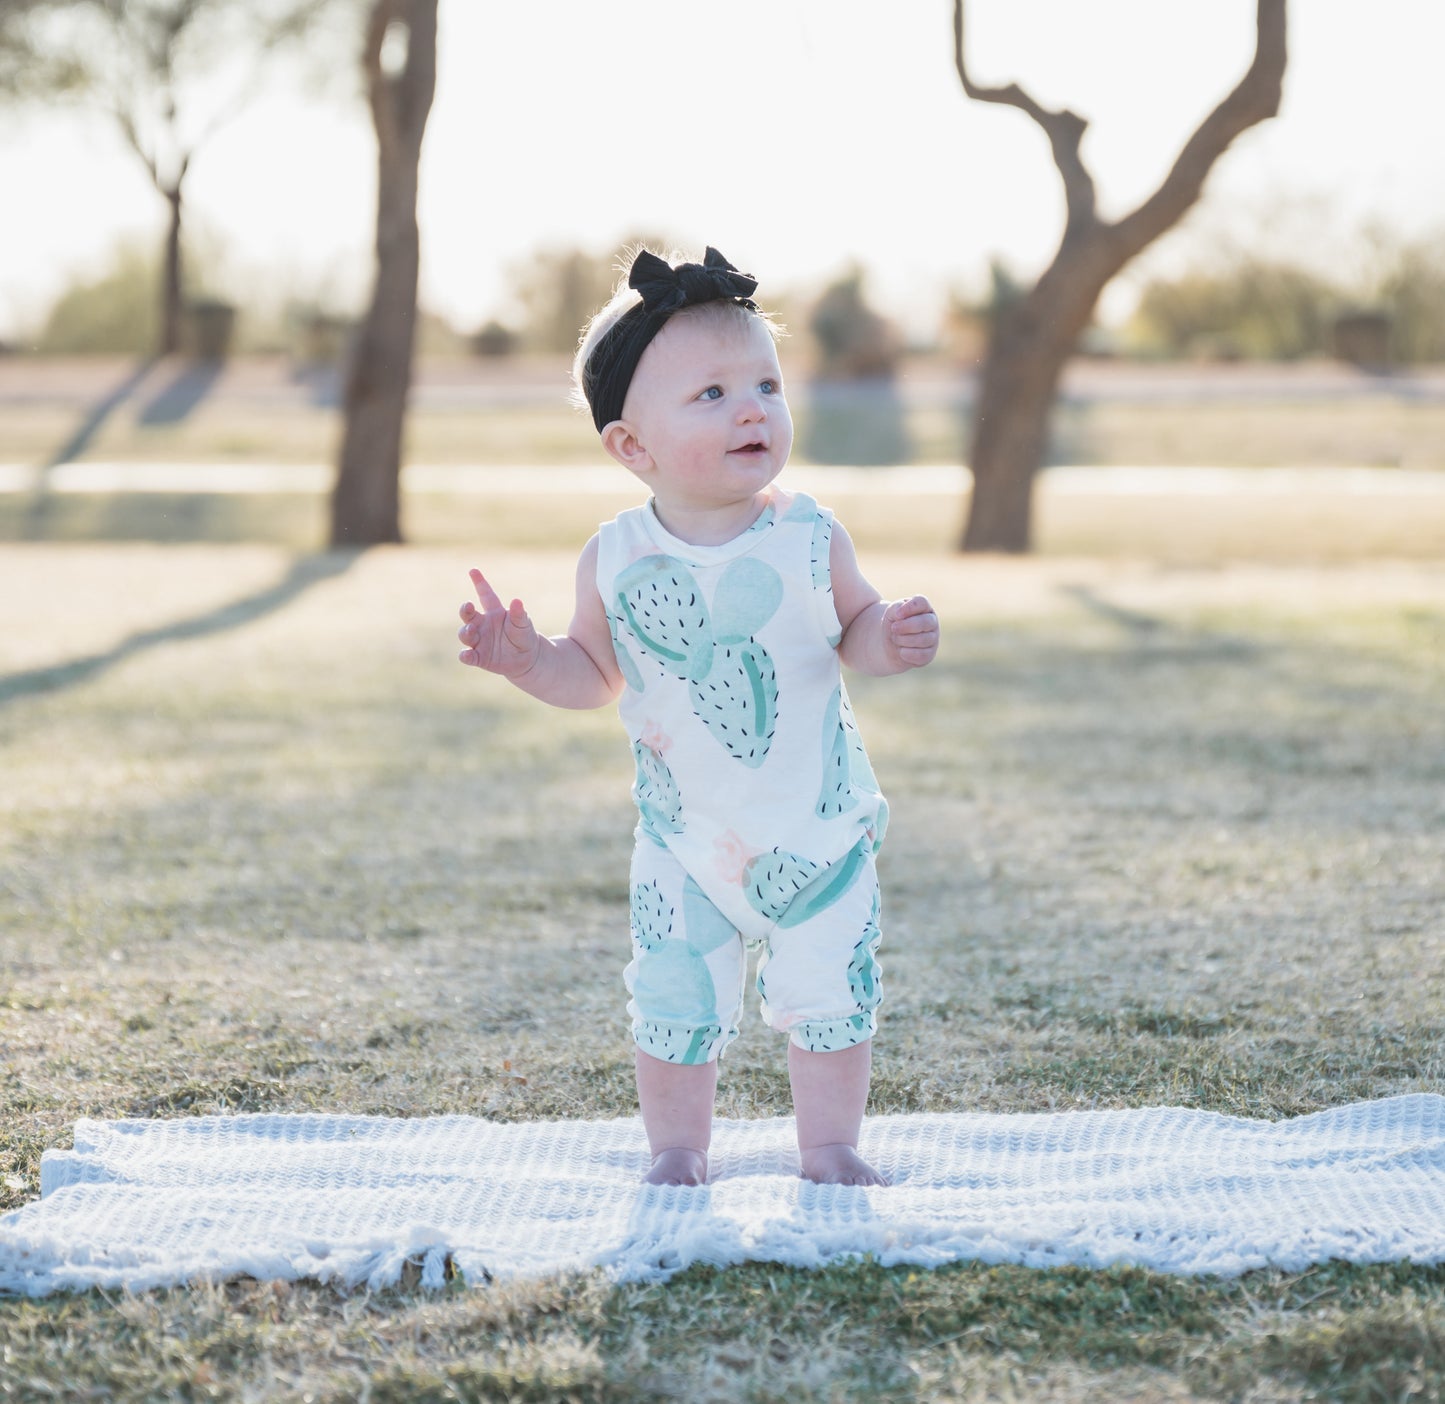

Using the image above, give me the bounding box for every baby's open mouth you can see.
[732,442,767,454]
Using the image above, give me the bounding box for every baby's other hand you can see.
[458,568,541,678]
[883,596,939,669]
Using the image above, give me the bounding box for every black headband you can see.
[582,246,759,431]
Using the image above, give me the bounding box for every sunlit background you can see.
[3,0,1442,347]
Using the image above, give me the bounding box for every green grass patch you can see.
[1,546,1443,1399]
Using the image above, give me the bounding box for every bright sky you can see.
[2,0,1443,342]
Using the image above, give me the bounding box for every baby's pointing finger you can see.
[470,569,505,612]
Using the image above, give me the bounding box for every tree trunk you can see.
[161,184,183,357]
[963,256,1110,552]
[330,0,438,548]
[952,0,1287,552]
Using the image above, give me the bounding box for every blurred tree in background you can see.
[810,268,902,379]
[0,0,350,357]
[331,0,436,547]
[506,247,615,355]
[1125,233,1445,364]
[29,242,159,353]
[501,234,672,354]
[1128,258,1337,361]
[802,267,911,465]
[951,0,1287,553]
[1376,239,1445,364]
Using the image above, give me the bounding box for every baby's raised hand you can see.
[458,568,541,678]
[882,596,940,669]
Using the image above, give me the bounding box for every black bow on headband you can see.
[582,246,761,430]
[628,246,759,316]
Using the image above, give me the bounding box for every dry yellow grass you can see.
[1,539,1443,1399]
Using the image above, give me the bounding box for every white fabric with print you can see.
[595,490,887,940]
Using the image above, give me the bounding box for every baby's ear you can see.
[601,420,652,477]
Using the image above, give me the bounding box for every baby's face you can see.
[618,309,793,517]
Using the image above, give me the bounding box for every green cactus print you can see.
[816,685,861,819]
[630,940,718,1027]
[630,879,672,951]
[781,492,818,524]
[743,838,869,929]
[615,555,714,682]
[837,686,877,789]
[614,546,793,765]
[681,874,739,955]
[809,511,832,591]
[847,888,883,1009]
[633,741,684,840]
[711,557,783,645]
[634,1020,725,1065]
[608,610,646,693]
[809,511,843,647]
[793,1012,874,1053]
[743,841,869,927]
[743,847,821,923]
[830,684,889,846]
[686,557,783,765]
[688,641,778,767]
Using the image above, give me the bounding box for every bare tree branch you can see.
[362,0,397,163]
[1111,0,1287,258]
[362,0,434,168]
[112,101,163,191]
[2,0,366,356]
[953,0,1097,232]
[950,0,1289,552]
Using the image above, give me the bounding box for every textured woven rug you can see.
[2,1095,1443,1297]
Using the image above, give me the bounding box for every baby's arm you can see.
[830,520,939,675]
[458,536,623,709]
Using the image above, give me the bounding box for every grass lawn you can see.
[1,528,1443,1400]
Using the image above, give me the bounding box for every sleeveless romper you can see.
[594,490,888,1064]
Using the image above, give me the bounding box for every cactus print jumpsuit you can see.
[595,490,888,1066]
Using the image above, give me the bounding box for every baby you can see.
[458,247,939,1186]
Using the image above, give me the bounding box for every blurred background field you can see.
[4,352,1444,560]
[5,354,1445,471]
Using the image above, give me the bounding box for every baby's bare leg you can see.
[789,1039,888,1186]
[635,1048,716,1185]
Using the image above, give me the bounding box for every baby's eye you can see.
[759,379,780,395]
[699,386,723,401]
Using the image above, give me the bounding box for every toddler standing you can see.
[458,247,939,1186]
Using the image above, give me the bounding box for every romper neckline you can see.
[641,495,786,567]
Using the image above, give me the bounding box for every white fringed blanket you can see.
[2,1096,1443,1296]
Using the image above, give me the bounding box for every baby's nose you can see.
[737,393,767,422]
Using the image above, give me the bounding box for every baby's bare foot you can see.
[799,1143,889,1186]
[644,1147,708,1186]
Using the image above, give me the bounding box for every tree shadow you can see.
[136,360,226,425]
[0,552,361,706]
[801,379,913,465]
[290,363,343,408]
[1056,582,1168,639]
[1054,582,1262,663]
[22,357,161,541]
[41,357,161,471]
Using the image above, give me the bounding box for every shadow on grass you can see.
[136,360,226,425]
[20,358,163,541]
[0,552,361,705]
[41,357,161,471]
